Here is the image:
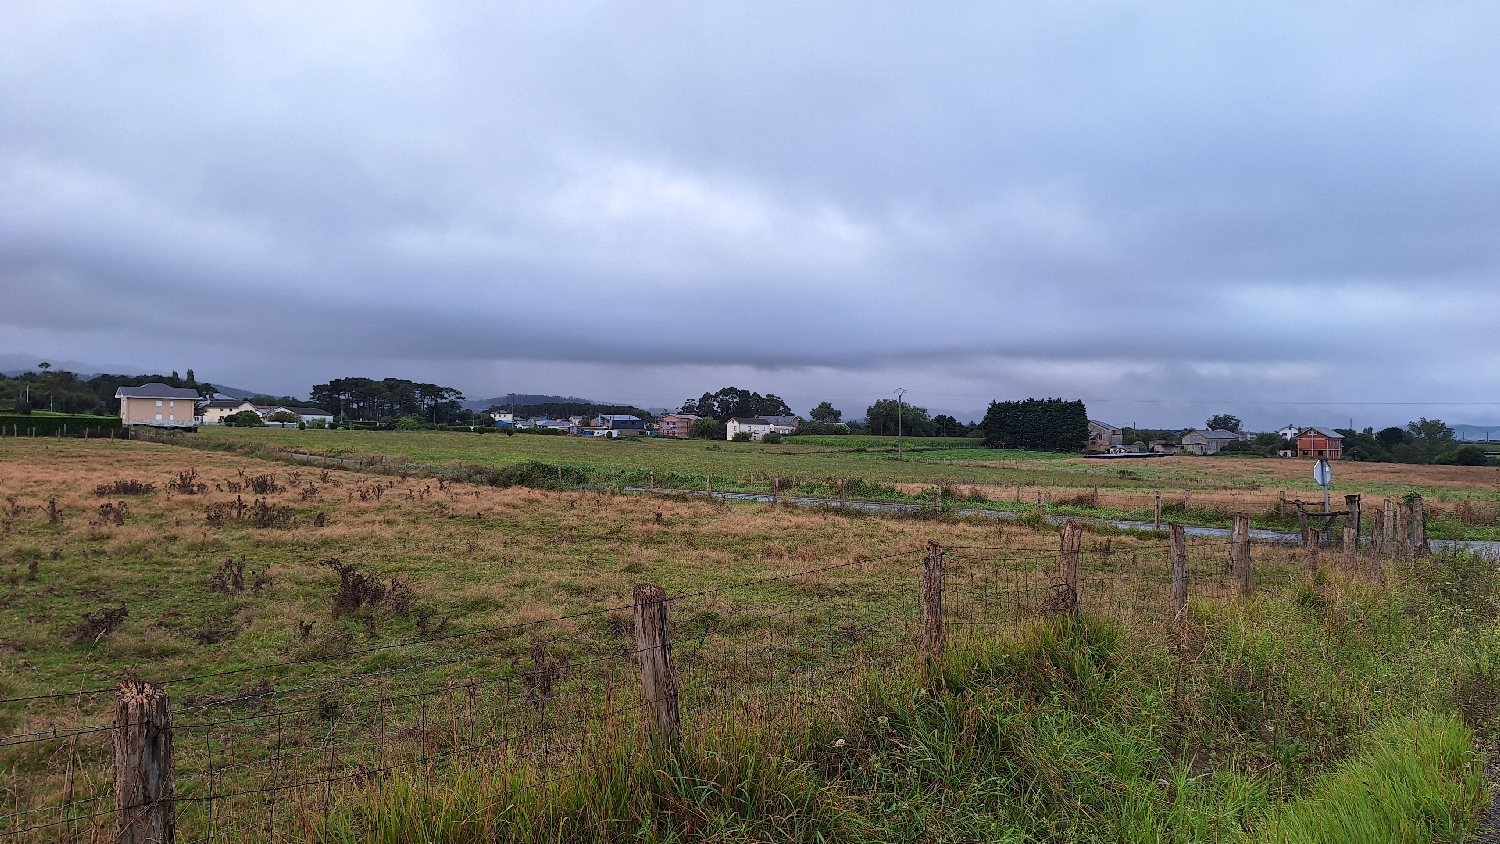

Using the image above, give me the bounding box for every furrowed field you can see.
[2,435,1498,843]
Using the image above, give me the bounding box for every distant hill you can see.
[1452,424,1500,441]
[464,394,593,411]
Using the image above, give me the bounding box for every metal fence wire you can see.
[1,525,1354,843]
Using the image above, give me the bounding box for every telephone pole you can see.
[895,388,907,461]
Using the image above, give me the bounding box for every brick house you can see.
[658,413,700,438]
[1296,427,1344,459]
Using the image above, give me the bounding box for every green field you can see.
[172,427,1500,540]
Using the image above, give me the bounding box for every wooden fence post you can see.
[1184,490,1192,511]
[1410,495,1427,557]
[1396,502,1410,559]
[1169,523,1188,617]
[1231,514,1252,598]
[1297,502,1309,545]
[1305,527,1321,573]
[1344,494,1361,572]
[921,542,945,667]
[1383,499,1395,545]
[632,584,680,741]
[114,680,175,844]
[1278,490,1287,518]
[1153,492,1161,531]
[1371,507,1386,559]
[1058,520,1082,613]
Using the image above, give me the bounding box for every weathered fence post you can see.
[1184,490,1192,511]
[1153,492,1162,531]
[1297,502,1309,542]
[1058,519,1082,613]
[1278,490,1287,518]
[1396,501,1410,559]
[114,680,175,844]
[1169,523,1188,617]
[1383,499,1395,544]
[1231,513,1252,597]
[1410,495,1427,557]
[1305,527,1321,573]
[632,584,680,741]
[1371,507,1386,559]
[1344,494,1361,572]
[921,542,945,668]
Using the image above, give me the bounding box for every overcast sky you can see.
[3,2,1499,427]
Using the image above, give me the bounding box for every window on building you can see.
[156,400,164,407]
[155,414,163,421]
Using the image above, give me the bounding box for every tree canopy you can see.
[980,398,1089,452]
[310,378,465,423]
[808,401,842,424]
[1,369,213,415]
[1206,414,1242,433]
[681,388,792,421]
[864,399,932,436]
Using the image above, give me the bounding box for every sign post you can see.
[1313,459,1332,513]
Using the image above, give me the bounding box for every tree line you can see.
[0,366,213,416]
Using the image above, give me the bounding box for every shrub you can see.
[762,431,783,444]
[732,432,752,442]
[688,418,726,439]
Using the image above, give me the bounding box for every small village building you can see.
[490,411,514,424]
[115,383,200,428]
[284,407,335,425]
[658,413,700,438]
[1179,429,1238,455]
[1087,420,1124,452]
[199,398,257,425]
[597,414,646,436]
[1149,440,1179,455]
[1296,427,1344,459]
[760,415,800,435]
[726,417,773,441]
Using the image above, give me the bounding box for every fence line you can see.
[2,520,1391,842]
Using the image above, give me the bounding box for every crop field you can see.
[174,427,1500,540]
[2,437,1497,842]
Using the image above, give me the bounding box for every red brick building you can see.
[1296,427,1344,459]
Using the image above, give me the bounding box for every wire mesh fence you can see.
[0,524,1364,843]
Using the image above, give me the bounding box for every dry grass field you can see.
[2,437,1496,843]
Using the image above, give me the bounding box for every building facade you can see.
[726,418,773,441]
[1296,428,1344,459]
[116,384,201,428]
[1086,420,1124,452]
[1179,429,1238,455]
[658,413,700,438]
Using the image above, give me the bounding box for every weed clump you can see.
[322,558,415,618]
[74,605,128,644]
[167,469,209,495]
[94,479,155,496]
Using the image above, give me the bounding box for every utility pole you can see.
[894,388,907,461]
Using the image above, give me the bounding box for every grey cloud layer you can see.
[3,2,1500,415]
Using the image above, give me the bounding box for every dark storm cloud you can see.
[3,2,1500,425]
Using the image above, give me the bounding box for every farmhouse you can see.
[726,417,773,441]
[1087,420,1124,452]
[199,398,256,424]
[1297,427,1344,459]
[761,415,799,435]
[115,383,200,428]
[1179,429,1238,455]
[658,413,700,438]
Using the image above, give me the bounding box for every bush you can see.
[395,416,422,430]
[762,431,783,444]
[1434,445,1491,466]
[688,418,726,440]
[223,410,263,427]
[732,432,752,442]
